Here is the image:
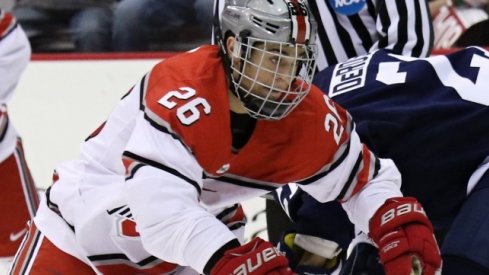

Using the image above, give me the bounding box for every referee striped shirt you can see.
[214,0,434,71]
[309,0,433,70]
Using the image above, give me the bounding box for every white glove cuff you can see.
[294,233,342,259]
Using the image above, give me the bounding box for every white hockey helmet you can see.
[217,0,317,120]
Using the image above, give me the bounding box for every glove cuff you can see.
[203,239,240,274]
[294,233,342,259]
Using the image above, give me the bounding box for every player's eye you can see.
[270,56,279,64]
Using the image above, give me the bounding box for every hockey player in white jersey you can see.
[0,9,39,263]
[10,1,440,274]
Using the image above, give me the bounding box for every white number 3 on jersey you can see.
[158,87,211,125]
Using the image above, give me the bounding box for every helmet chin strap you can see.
[242,96,288,118]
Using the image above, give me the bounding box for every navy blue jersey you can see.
[313,47,489,226]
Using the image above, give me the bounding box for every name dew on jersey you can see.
[329,53,372,97]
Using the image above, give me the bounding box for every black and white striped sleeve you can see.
[374,0,433,57]
[308,0,433,70]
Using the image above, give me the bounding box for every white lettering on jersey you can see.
[393,51,489,105]
[329,54,372,97]
[376,62,406,85]
[335,0,362,8]
[323,95,345,145]
[329,50,489,107]
[158,86,197,109]
[158,86,211,125]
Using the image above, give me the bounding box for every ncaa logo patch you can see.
[328,0,366,16]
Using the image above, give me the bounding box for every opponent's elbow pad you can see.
[368,197,442,275]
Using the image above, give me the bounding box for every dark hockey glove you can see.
[278,231,344,275]
[339,241,385,275]
[210,237,294,275]
[369,197,442,275]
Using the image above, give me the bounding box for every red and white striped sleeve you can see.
[296,92,403,233]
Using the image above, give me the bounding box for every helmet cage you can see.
[230,36,317,120]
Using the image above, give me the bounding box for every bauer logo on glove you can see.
[369,197,442,275]
[380,201,426,226]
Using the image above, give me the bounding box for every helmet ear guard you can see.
[217,0,318,120]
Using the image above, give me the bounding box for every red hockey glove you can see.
[369,197,441,275]
[210,237,294,275]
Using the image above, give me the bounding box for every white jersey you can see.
[0,10,30,104]
[34,45,402,274]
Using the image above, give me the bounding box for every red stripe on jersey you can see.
[9,222,40,275]
[85,121,106,141]
[52,171,59,184]
[350,145,373,197]
[15,138,40,214]
[10,222,98,274]
[286,0,307,44]
[122,157,136,178]
[227,205,246,224]
[0,11,14,38]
